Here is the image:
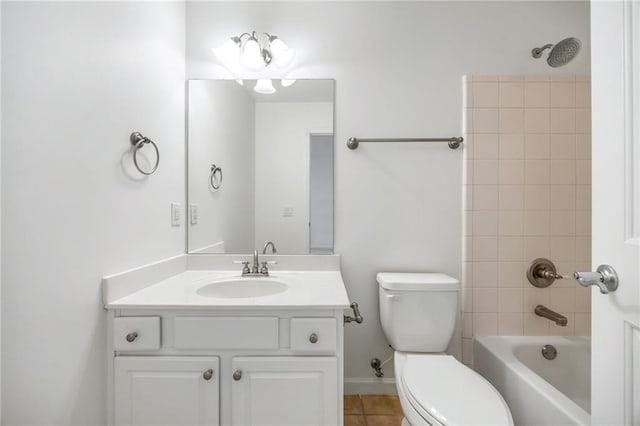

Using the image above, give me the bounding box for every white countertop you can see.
[106,269,350,310]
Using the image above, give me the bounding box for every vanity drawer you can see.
[113,317,161,351]
[290,318,337,353]
[174,317,279,350]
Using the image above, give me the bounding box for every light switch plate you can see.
[171,203,181,226]
[190,203,199,225]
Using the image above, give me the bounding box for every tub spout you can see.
[534,305,568,326]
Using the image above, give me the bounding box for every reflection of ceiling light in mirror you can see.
[214,30,294,71]
[254,79,276,94]
[281,79,296,87]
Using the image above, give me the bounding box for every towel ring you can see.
[130,132,159,175]
[210,164,223,191]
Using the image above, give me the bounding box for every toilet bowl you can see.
[377,272,513,426]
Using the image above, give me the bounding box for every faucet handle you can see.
[233,261,251,274]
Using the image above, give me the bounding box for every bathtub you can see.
[474,336,590,426]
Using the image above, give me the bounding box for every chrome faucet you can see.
[262,241,277,254]
[252,249,260,274]
[234,249,275,277]
[534,305,568,326]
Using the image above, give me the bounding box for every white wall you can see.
[254,102,333,253]
[186,1,590,389]
[2,2,185,424]
[188,80,255,253]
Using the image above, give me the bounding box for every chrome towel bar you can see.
[346,136,463,150]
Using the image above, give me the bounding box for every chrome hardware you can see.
[541,344,558,360]
[235,250,276,276]
[233,370,242,381]
[203,369,214,381]
[534,305,568,326]
[125,332,138,342]
[209,164,223,191]
[573,265,619,294]
[527,258,565,288]
[309,333,318,344]
[130,132,159,175]
[370,358,384,378]
[262,241,277,254]
[252,249,259,275]
[233,261,251,275]
[344,302,364,324]
[346,136,464,150]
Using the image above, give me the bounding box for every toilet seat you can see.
[399,354,513,426]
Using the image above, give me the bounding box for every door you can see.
[231,356,338,426]
[592,1,640,424]
[114,356,219,426]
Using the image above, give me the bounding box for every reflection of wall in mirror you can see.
[255,102,333,253]
[309,134,334,254]
[188,80,255,253]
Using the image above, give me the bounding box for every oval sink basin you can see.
[196,278,288,299]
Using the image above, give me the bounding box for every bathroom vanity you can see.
[103,255,350,426]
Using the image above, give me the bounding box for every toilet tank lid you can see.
[377,273,460,291]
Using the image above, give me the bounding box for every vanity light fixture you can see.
[254,79,276,94]
[213,31,295,71]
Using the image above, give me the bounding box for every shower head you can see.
[531,37,581,67]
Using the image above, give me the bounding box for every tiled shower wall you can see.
[461,75,592,366]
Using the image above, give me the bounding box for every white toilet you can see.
[377,272,513,426]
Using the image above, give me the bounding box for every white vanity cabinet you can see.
[114,356,220,426]
[231,357,337,426]
[108,310,344,426]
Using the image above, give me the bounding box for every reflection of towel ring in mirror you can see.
[130,132,160,175]
[210,164,223,191]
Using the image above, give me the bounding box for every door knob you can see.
[233,370,242,381]
[573,265,619,294]
[203,369,214,381]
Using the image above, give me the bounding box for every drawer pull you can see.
[233,370,243,381]
[203,369,214,381]
[309,333,318,344]
[125,332,138,342]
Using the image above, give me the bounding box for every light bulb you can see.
[269,37,295,68]
[281,79,296,87]
[212,38,240,63]
[241,37,265,71]
[254,79,276,94]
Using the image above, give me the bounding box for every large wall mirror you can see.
[187,79,335,254]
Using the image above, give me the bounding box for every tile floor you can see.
[344,394,404,426]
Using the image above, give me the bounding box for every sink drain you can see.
[541,344,558,360]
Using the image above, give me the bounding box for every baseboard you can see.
[344,377,397,395]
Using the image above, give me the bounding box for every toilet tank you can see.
[377,272,460,352]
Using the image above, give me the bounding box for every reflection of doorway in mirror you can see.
[309,134,334,254]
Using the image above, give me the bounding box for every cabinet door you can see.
[115,356,219,426]
[231,357,338,426]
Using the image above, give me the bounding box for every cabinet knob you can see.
[125,332,138,342]
[203,369,214,381]
[309,333,318,344]
[233,370,242,381]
